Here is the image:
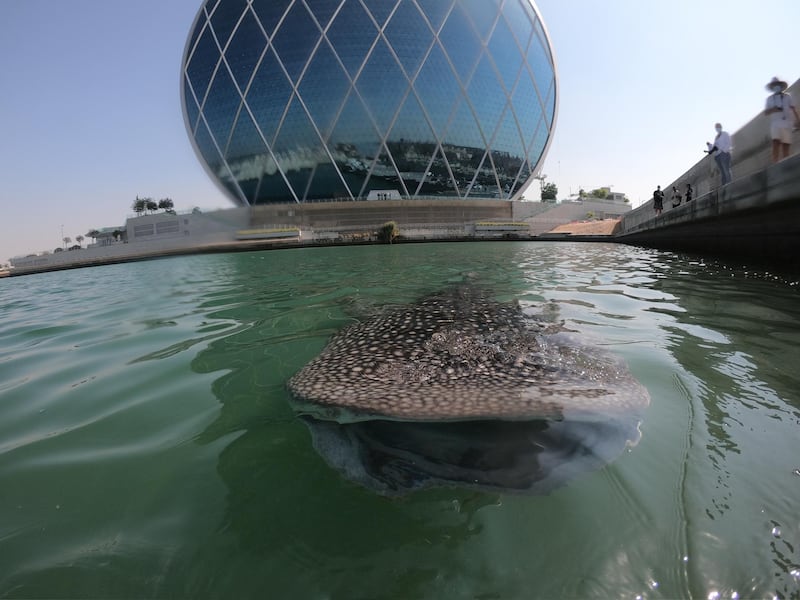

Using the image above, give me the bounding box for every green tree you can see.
[75,235,84,248]
[62,236,71,249]
[145,198,158,213]
[158,197,175,213]
[589,187,609,199]
[377,221,399,244]
[87,229,100,242]
[133,197,147,216]
[540,182,558,201]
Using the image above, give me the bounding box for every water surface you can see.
[1,242,799,599]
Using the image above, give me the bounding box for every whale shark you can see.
[287,284,650,494]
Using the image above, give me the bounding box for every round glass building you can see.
[181,0,557,205]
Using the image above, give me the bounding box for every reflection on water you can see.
[2,243,800,598]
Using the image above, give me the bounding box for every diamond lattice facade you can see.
[181,0,557,205]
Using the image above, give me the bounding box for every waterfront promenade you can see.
[618,77,800,264]
[618,152,800,262]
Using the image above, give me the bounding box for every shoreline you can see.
[2,233,616,278]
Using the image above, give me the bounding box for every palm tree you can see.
[76,235,84,248]
[63,236,71,249]
[87,229,100,243]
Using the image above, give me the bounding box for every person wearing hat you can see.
[764,76,800,163]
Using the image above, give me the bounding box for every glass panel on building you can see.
[466,54,505,140]
[364,0,400,29]
[273,95,322,155]
[387,93,436,197]
[298,41,351,139]
[328,91,382,196]
[225,8,267,90]
[305,156,353,200]
[194,118,223,172]
[511,69,542,144]
[271,1,320,84]
[251,1,290,40]
[225,110,269,184]
[383,0,433,78]
[528,35,555,116]
[413,42,460,139]
[501,0,533,53]
[413,0,454,34]
[544,79,556,129]
[227,109,266,157]
[256,169,297,203]
[360,142,404,198]
[428,145,459,196]
[184,77,201,134]
[301,0,343,30]
[460,0,499,43]
[209,0,248,48]
[490,103,526,158]
[186,25,222,104]
[246,48,293,145]
[527,124,549,172]
[203,67,242,149]
[487,15,523,94]
[445,99,484,153]
[463,150,490,198]
[490,107,525,194]
[327,0,378,78]
[186,9,207,58]
[355,37,409,134]
[437,3,481,86]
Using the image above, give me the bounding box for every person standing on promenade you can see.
[764,76,800,163]
[685,183,693,202]
[652,185,664,216]
[706,123,732,186]
[671,186,682,208]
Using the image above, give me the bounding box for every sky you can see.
[1,0,799,264]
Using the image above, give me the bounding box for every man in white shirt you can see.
[764,76,800,163]
[706,123,733,185]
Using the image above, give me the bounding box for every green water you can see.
[1,242,799,599]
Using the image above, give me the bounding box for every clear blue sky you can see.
[1,0,798,263]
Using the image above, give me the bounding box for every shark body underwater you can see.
[287,284,650,495]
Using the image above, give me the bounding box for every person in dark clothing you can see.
[685,183,693,202]
[671,186,682,208]
[653,185,664,216]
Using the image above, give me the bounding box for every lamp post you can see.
[534,174,547,199]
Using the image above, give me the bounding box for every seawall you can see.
[619,78,800,264]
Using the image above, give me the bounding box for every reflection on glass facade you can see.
[181,0,557,205]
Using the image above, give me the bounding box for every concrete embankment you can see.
[8,197,633,277]
[618,154,800,262]
[618,78,800,265]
